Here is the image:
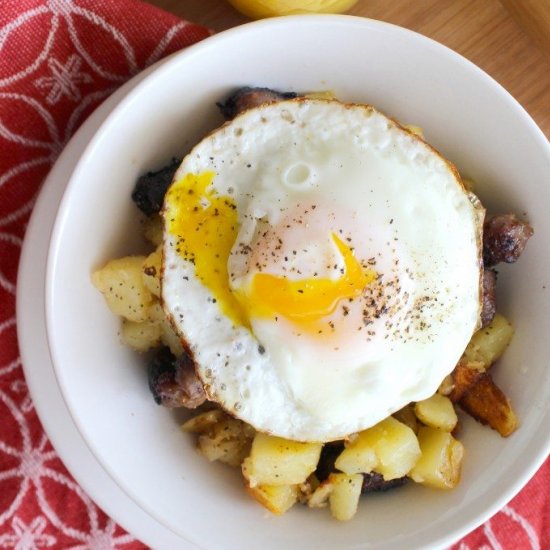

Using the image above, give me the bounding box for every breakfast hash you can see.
[92,87,532,521]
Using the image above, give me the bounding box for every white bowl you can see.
[45,15,550,550]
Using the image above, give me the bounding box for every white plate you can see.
[16,60,198,550]
[44,15,550,550]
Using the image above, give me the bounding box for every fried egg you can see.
[162,99,483,442]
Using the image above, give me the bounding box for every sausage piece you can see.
[217,86,298,120]
[361,472,407,494]
[480,268,497,328]
[315,442,344,481]
[147,347,206,408]
[132,158,179,216]
[174,352,207,409]
[483,214,533,267]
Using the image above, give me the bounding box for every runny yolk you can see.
[165,172,375,331]
[165,171,249,328]
[241,234,376,325]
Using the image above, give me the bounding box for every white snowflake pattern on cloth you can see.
[34,55,92,105]
[0,517,56,550]
[0,1,207,547]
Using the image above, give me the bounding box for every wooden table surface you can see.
[148,0,549,139]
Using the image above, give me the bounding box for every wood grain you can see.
[147,0,549,138]
[500,0,550,60]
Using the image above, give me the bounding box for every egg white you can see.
[162,99,483,442]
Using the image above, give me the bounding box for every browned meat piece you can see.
[217,86,298,120]
[449,360,485,402]
[480,269,497,328]
[483,214,533,267]
[316,445,407,494]
[361,472,407,493]
[459,372,518,437]
[147,347,206,408]
[174,351,206,408]
[132,158,179,215]
[315,442,344,481]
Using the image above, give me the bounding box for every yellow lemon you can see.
[227,0,358,19]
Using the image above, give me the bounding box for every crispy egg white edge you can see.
[160,98,484,442]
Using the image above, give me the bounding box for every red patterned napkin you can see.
[0,1,548,548]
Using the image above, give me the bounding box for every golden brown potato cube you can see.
[459,373,518,437]
[409,427,464,489]
[307,479,334,508]
[92,256,154,322]
[415,394,458,432]
[198,435,251,467]
[392,404,418,433]
[210,416,255,442]
[182,409,227,434]
[148,302,184,356]
[334,435,377,475]
[297,475,320,504]
[343,417,420,480]
[185,409,254,467]
[437,375,454,396]
[207,417,254,464]
[245,483,299,515]
[462,314,514,368]
[243,433,322,487]
[120,319,162,352]
[328,473,363,521]
[142,247,162,298]
[449,360,485,402]
[370,417,421,480]
[142,213,163,246]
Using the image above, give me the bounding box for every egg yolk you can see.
[165,172,375,331]
[240,234,376,324]
[165,171,249,327]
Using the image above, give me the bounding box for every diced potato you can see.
[415,394,458,432]
[328,473,363,521]
[462,314,514,368]
[142,247,162,297]
[160,325,184,356]
[184,408,255,467]
[392,404,418,433]
[92,256,154,322]
[142,214,163,246]
[148,302,184,356]
[460,373,518,437]
[334,436,377,475]
[182,409,227,434]
[409,427,464,489]
[120,319,162,352]
[437,375,454,396]
[210,416,255,443]
[199,435,251,467]
[342,417,420,480]
[404,124,424,138]
[307,479,333,508]
[449,360,485,402]
[245,483,299,515]
[297,475,320,504]
[243,433,322,487]
[369,418,421,480]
